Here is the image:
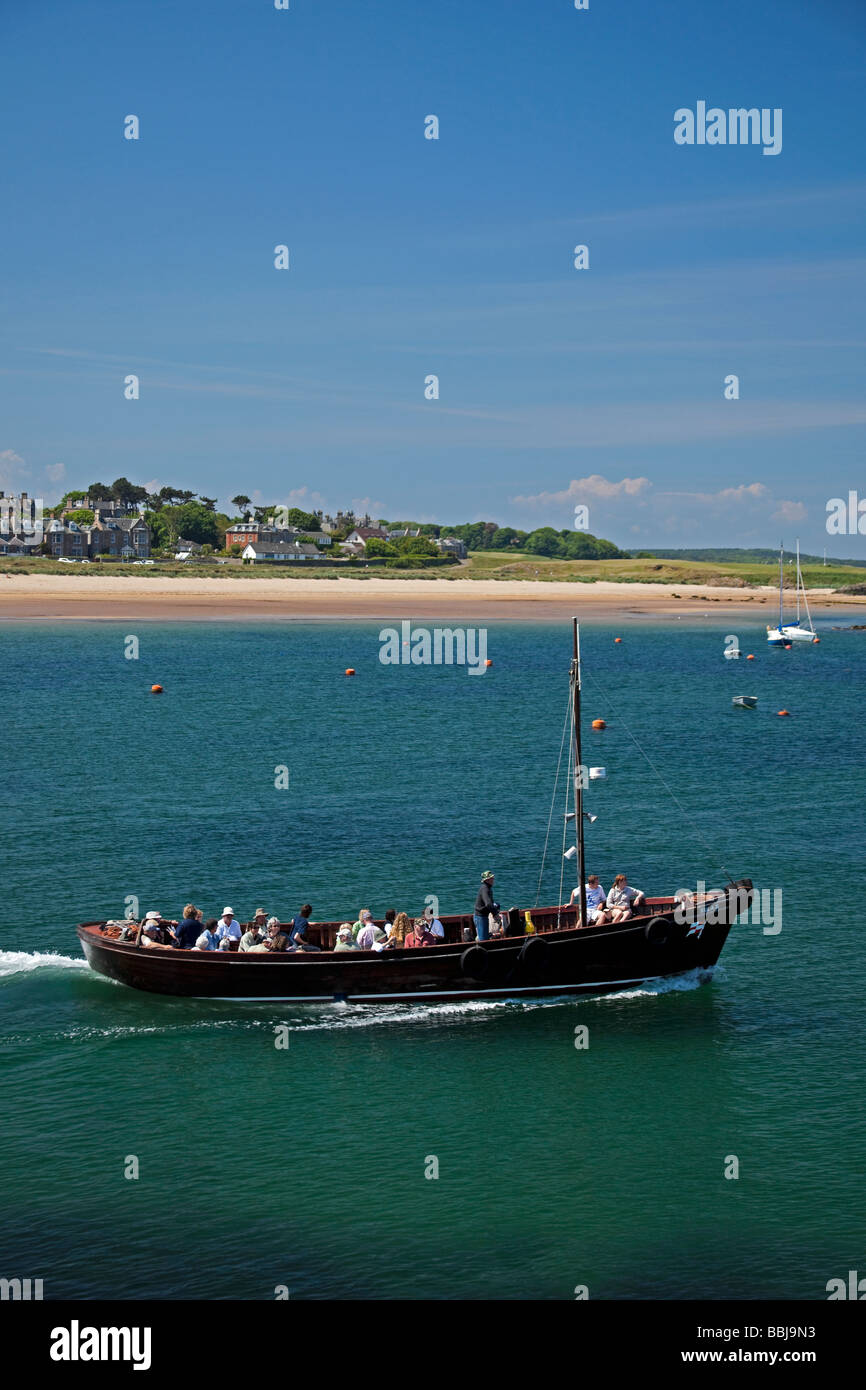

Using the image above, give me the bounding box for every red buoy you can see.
[777,709,791,717]
[151,684,163,694]
[345,668,356,676]
[591,719,606,730]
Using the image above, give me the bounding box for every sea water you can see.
[0,619,863,1299]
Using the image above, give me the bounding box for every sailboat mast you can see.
[571,619,587,929]
[779,543,784,629]
[795,539,801,623]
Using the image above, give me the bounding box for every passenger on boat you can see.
[247,919,290,952]
[215,907,242,949]
[194,920,220,951]
[239,922,264,951]
[175,905,205,950]
[423,905,445,940]
[606,875,646,922]
[250,909,269,934]
[474,872,499,941]
[351,909,374,942]
[334,924,358,952]
[140,910,178,949]
[356,918,386,950]
[383,912,408,949]
[406,917,436,948]
[569,876,609,926]
[289,906,320,951]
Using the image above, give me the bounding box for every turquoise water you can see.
[1,619,864,1299]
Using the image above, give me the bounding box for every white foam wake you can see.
[0,949,89,979]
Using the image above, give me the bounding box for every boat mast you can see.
[778,542,784,629]
[571,618,588,929]
[795,539,801,623]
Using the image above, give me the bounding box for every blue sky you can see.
[1,0,865,552]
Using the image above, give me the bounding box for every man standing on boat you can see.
[474,871,499,941]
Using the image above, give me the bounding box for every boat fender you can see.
[519,935,550,968]
[460,945,489,981]
[644,916,672,946]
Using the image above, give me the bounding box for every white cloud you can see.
[45,462,66,482]
[662,482,770,506]
[771,499,808,522]
[512,474,652,506]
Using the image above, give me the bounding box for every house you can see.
[225,516,261,550]
[242,541,326,563]
[344,526,389,549]
[175,537,204,561]
[47,518,88,558]
[387,527,422,541]
[87,515,151,559]
[435,536,467,559]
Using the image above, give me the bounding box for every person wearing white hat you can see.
[214,906,242,950]
[140,909,177,949]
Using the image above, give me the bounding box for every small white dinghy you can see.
[732,695,758,709]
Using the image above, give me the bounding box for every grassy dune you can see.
[463,552,865,588]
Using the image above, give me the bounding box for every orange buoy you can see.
[614,637,622,643]
[345,668,356,676]
[485,658,493,667]
[151,684,163,694]
[812,637,820,644]
[746,654,755,661]
[777,709,791,717]
[591,719,606,730]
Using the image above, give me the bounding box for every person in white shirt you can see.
[570,876,609,926]
[214,906,242,948]
[424,905,445,940]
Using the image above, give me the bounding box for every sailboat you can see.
[766,540,817,645]
[76,621,752,1002]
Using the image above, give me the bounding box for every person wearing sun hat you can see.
[473,871,499,941]
[214,906,242,950]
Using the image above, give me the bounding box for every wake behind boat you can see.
[76,621,753,1003]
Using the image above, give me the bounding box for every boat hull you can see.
[76,907,737,1004]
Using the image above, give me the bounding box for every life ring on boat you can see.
[644,916,672,946]
[518,934,550,976]
[460,945,489,981]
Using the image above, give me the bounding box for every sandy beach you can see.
[0,573,864,622]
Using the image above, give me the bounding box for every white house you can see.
[242,540,325,563]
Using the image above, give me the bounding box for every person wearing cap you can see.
[175,904,204,950]
[249,909,269,934]
[334,923,358,952]
[214,907,242,950]
[473,872,499,941]
[406,917,436,948]
[139,910,177,949]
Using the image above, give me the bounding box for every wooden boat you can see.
[732,695,758,709]
[76,621,753,1004]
